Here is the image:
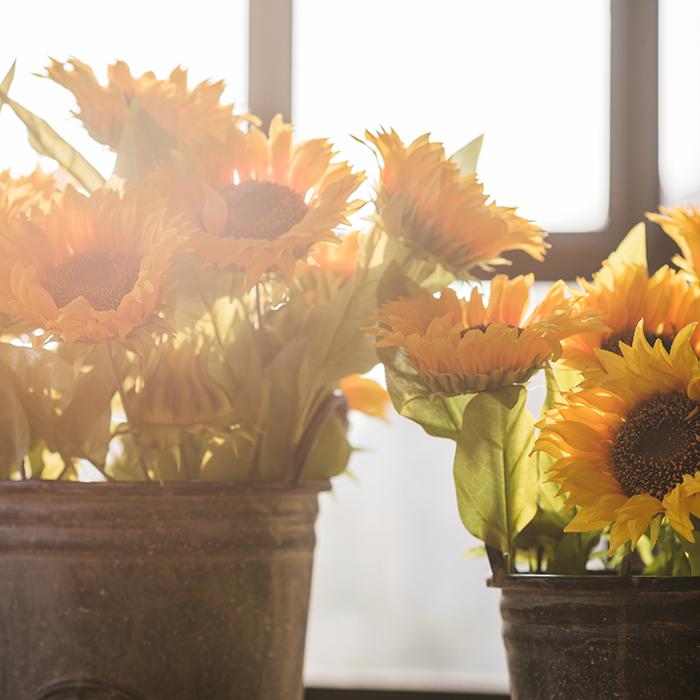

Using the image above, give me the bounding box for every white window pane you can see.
[659,0,700,204]
[293,0,610,232]
[305,411,509,694]
[0,0,248,178]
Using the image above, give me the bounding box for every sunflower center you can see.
[45,251,142,311]
[221,181,308,241]
[460,323,523,339]
[601,327,675,354]
[610,392,700,499]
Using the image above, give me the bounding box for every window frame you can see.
[248,0,675,281]
[248,0,673,696]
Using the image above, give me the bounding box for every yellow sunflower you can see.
[0,185,187,343]
[0,169,56,226]
[647,206,700,280]
[156,115,364,287]
[366,129,548,277]
[536,323,700,551]
[45,58,244,150]
[372,274,605,394]
[562,259,700,371]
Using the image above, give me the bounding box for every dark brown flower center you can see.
[460,323,523,339]
[610,392,700,499]
[221,181,308,241]
[45,251,142,311]
[601,327,675,354]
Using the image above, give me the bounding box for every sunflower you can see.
[156,115,364,287]
[0,185,187,343]
[536,323,700,551]
[45,58,245,150]
[372,274,605,394]
[647,206,700,280]
[562,258,700,372]
[366,129,548,277]
[0,169,56,227]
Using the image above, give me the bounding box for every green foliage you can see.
[380,345,472,440]
[450,134,484,176]
[641,525,692,576]
[114,101,177,181]
[0,62,105,192]
[607,221,648,270]
[0,343,115,474]
[534,366,582,524]
[453,386,537,555]
[302,407,352,481]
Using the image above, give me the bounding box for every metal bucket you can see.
[0,480,328,700]
[492,574,700,700]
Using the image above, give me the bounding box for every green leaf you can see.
[380,345,473,440]
[301,261,385,387]
[450,134,484,176]
[533,367,582,524]
[114,100,177,181]
[302,409,352,480]
[453,386,537,553]
[0,60,16,116]
[608,221,647,270]
[0,80,105,192]
[376,260,421,306]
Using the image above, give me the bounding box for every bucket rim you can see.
[0,479,331,498]
[489,572,700,592]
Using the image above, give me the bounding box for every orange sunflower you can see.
[0,185,187,342]
[339,374,390,421]
[372,275,605,394]
[0,169,57,227]
[647,206,700,280]
[562,257,700,372]
[366,129,548,277]
[155,115,364,287]
[536,323,700,551]
[45,58,245,150]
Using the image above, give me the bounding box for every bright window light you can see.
[659,0,700,205]
[293,0,610,233]
[0,0,248,178]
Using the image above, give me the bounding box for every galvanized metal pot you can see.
[491,574,700,700]
[0,480,328,700]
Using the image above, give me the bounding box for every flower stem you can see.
[503,453,515,574]
[107,344,150,482]
[618,545,633,577]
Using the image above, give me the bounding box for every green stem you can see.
[503,452,515,574]
[618,544,633,577]
[107,345,150,482]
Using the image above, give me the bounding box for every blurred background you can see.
[2,0,694,695]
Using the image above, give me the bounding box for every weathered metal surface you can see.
[0,481,328,700]
[492,574,700,700]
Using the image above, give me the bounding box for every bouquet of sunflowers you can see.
[0,58,378,484]
[2,57,698,577]
[373,197,700,578]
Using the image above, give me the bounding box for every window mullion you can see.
[249,0,293,128]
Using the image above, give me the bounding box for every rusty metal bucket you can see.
[491,574,700,700]
[0,480,328,700]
